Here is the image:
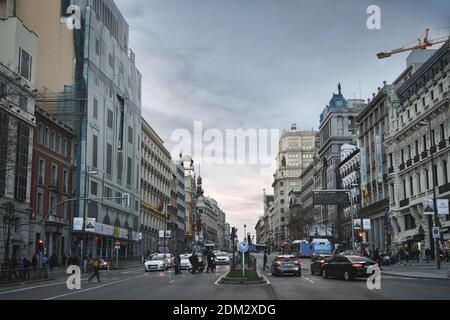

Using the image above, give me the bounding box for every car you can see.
[99,259,109,270]
[322,255,377,281]
[310,254,333,276]
[271,255,301,277]
[180,254,192,270]
[215,252,230,265]
[144,254,169,271]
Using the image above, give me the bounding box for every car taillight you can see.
[275,261,282,266]
[294,259,300,265]
[319,260,325,264]
[352,263,363,268]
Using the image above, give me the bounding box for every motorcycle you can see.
[188,261,205,274]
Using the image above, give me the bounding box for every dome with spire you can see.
[329,83,347,108]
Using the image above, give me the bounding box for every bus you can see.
[292,240,312,258]
[310,239,332,255]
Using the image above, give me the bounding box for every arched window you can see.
[37,124,42,144]
[56,135,61,154]
[337,116,344,135]
[50,131,55,151]
[43,127,49,147]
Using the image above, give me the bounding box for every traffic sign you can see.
[432,227,440,239]
[114,240,120,249]
[238,242,249,252]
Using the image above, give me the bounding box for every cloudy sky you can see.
[115,0,449,240]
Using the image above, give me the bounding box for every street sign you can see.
[114,240,120,249]
[437,199,449,215]
[432,227,440,239]
[353,219,362,230]
[122,193,131,208]
[423,198,434,215]
[238,242,249,252]
[313,190,350,206]
[363,219,371,230]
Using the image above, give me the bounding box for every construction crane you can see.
[377,28,449,59]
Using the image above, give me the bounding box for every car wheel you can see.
[343,270,352,281]
[322,269,328,279]
[310,266,314,275]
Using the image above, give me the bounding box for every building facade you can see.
[174,160,186,254]
[386,43,450,256]
[29,107,75,264]
[272,127,315,249]
[318,84,365,246]
[0,12,37,261]
[140,118,173,254]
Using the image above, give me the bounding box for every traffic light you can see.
[37,239,44,251]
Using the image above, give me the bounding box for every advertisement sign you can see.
[73,217,83,231]
[423,198,434,215]
[360,145,367,185]
[363,219,371,230]
[437,199,449,215]
[354,219,362,230]
[85,218,96,232]
[159,230,171,238]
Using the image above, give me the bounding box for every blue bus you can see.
[292,240,312,258]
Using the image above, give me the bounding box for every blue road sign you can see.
[239,242,249,252]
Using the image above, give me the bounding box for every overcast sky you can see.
[115,0,449,240]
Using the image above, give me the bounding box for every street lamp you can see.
[419,119,441,270]
[244,224,247,243]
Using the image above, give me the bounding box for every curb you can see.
[381,271,450,281]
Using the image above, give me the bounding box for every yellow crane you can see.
[377,28,449,59]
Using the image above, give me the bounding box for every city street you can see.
[0,256,449,300]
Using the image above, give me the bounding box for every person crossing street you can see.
[88,257,101,283]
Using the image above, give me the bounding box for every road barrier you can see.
[0,267,48,285]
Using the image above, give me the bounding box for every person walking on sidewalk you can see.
[88,257,101,283]
[174,254,181,275]
[263,251,268,270]
[61,254,66,269]
[425,247,431,263]
[32,255,37,268]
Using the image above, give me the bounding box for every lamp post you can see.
[244,224,247,243]
[419,118,441,269]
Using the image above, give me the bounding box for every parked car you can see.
[271,255,301,277]
[322,255,377,281]
[215,252,230,265]
[180,254,192,270]
[310,254,333,276]
[144,254,169,271]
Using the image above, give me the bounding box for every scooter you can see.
[188,260,205,274]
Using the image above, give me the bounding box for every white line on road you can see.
[0,277,89,295]
[303,276,314,284]
[169,280,175,284]
[44,274,144,300]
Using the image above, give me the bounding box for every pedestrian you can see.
[174,255,181,275]
[17,257,24,279]
[42,255,48,268]
[49,253,58,271]
[446,250,449,263]
[62,254,66,269]
[425,247,431,263]
[373,248,380,266]
[263,251,268,270]
[88,257,101,283]
[23,257,31,281]
[9,257,18,280]
[416,248,421,263]
[31,254,37,268]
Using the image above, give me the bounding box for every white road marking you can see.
[44,275,144,300]
[214,274,225,285]
[0,277,89,295]
[303,276,314,284]
[169,280,175,284]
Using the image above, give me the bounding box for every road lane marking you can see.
[0,277,90,295]
[44,274,144,300]
[169,280,175,284]
[303,276,314,284]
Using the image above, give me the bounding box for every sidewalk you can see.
[381,261,450,280]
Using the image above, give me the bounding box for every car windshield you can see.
[151,255,165,260]
[276,256,296,261]
[216,253,228,256]
[347,256,372,263]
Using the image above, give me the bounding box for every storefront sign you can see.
[437,199,449,215]
[73,217,83,231]
[354,219,362,230]
[85,218,96,232]
[363,219,371,230]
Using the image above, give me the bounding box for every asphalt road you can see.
[0,257,449,300]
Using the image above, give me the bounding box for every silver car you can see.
[144,254,169,271]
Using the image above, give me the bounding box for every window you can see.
[439,83,444,94]
[106,143,112,175]
[19,48,32,81]
[92,135,98,168]
[443,161,448,184]
[389,153,393,167]
[430,90,434,101]
[390,183,395,203]
[107,109,113,129]
[408,145,411,160]
[104,186,112,198]
[50,131,56,151]
[127,157,132,185]
[14,122,29,201]
[128,126,133,144]
[38,159,45,185]
[425,169,430,190]
[56,135,61,154]
[423,135,427,152]
[402,180,407,199]
[401,149,405,163]
[62,199,68,220]
[440,124,445,142]
[117,152,123,181]
[91,181,98,196]
[433,164,438,187]
[415,140,419,156]
[51,164,57,186]
[63,169,68,193]
[36,191,44,216]
[49,193,57,213]
[404,214,416,230]
[95,39,100,56]
[19,96,27,111]
[417,173,421,194]
[44,127,49,147]
[431,129,435,146]
[108,54,114,69]
[93,98,98,119]
[414,104,418,113]
[409,176,414,196]
[422,97,426,107]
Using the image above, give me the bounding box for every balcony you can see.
[421,151,428,160]
[414,155,420,164]
[406,159,412,167]
[399,163,405,171]
[439,140,447,150]
[388,167,394,174]
[439,182,450,195]
[399,198,410,208]
[430,145,437,155]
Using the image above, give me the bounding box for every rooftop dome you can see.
[329,83,347,108]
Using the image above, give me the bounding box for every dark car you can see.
[322,255,377,281]
[271,255,301,277]
[310,254,333,276]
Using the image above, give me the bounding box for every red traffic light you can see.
[37,239,44,245]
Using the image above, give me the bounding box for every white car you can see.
[215,252,230,265]
[145,254,169,271]
[180,254,192,270]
